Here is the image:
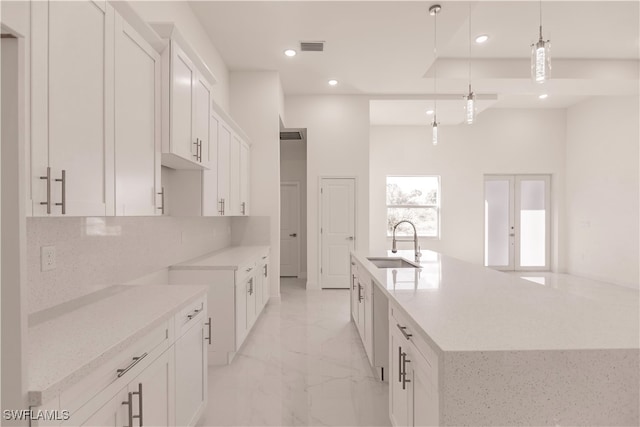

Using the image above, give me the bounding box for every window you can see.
[386,176,440,238]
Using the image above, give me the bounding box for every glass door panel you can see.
[484,177,514,270]
[516,176,550,270]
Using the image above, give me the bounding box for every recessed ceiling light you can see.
[284,49,297,57]
[539,94,548,99]
[328,79,338,86]
[475,34,489,44]
[426,110,434,115]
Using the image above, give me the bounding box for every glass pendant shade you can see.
[431,120,439,146]
[531,33,551,83]
[465,90,476,125]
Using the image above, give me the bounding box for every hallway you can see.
[202,278,390,426]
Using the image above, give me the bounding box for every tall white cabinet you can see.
[31,0,115,217]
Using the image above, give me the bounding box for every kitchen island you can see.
[351,249,639,426]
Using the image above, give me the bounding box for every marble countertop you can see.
[28,285,206,406]
[352,249,640,353]
[170,245,270,270]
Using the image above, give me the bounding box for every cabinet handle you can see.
[187,307,202,320]
[205,317,212,345]
[263,264,268,278]
[39,166,51,214]
[397,324,413,340]
[245,267,253,273]
[402,352,411,390]
[122,392,133,427]
[358,283,363,302]
[54,169,66,214]
[198,139,203,162]
[241,202,246,215]
[248,278,253,295]
[117,352,148,378]
[398,346,403,383]
[132,383,143,426]
[193,139,199,161]
[352,274,356,290]
[157,187,165,214]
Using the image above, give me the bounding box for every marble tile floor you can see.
[201,278,390,427]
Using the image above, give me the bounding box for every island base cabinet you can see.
[79,388,128,427]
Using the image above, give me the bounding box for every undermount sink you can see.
[367,257,420,269]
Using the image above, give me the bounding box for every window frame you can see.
[386,175,441,239]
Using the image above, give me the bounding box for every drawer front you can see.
[176,296,207,337]
[236,260,257,283]
[389,304,439,375]
[60,320,170,418]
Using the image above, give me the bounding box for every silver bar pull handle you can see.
[358,283,363,302]
[398,346,403,383]
[397,324,413,340]
[193,139,199,160]
[131,383,143,426]
[222,198,225,215]
[241,202,245,215]
[198,139,202,162]
[157,187,165,214]
[205,317,212,345]
[54,169,66,214]
[352,274,356,290]
[187,307,202,320]
[248,278,253,295]
[116,352,148,378]
[40,166,51,214]
[122,392,133,427]
[402,352,411,390]
[264,264,268,278]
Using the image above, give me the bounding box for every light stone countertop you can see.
[28,285,206,406]
[170,245,270,270]
[352,249,640,352]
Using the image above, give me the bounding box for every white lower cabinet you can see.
[35,296,207,427]
[169,248,270,365]
[175,306,207,427]
[389,304,439,427]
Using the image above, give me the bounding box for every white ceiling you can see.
[189,1,639,123]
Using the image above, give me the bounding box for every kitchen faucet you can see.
[391,220,421,261]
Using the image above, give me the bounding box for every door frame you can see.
[318,176,357,289]
[280,181,301,277]
[483,174,551,272]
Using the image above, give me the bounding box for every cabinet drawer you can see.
[236,260,257,283]
[389,304,439,375]
[176,296,206,337]
[60,320,170,419]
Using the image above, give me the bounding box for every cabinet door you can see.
[217,124,231,215]
[194,76,211,165]
[389,324,410,427]
[228,135,241,215]
[129,349,175,427]
[31,0,114,216]
[239,142,250,215]
[246,276,257,331]
[80,388,127,427]
[409,349,439,427]
[202,113,219,216]
[114,14,161,216]
[175,319,207,426]
[235,277,248,347]
[170,41,197,163]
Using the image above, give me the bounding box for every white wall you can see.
[230,71,282,296]
[370,108,567,270]
[285,96,370,289]
[128,0,230,112]
[280,140,308,276]
[566,96,639,288]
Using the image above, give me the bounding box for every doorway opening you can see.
[279,128,307,279]
[484,174,551,271]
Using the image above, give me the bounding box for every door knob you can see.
[289,233,297,237]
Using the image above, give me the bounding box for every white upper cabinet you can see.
[114,14,161,216]
[201,112,220,216]
[31,0,115,216]
[216,123,231,215]
[240,141,250,216]
[157,24,214,171]
[228,135,242,216]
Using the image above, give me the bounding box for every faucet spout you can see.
[391,220,421,261]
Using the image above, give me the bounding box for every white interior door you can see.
[484,175,551,271]
[320,178,356,289]
[280,182,300,277]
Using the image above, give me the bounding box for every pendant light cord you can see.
[433,7,437,116]
[468,3,472,92]
[539,0,543,39]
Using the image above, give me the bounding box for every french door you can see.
[484,175,550,271]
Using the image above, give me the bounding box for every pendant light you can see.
[465,3,476,124]
[531,0,551,83]
[430,4,441,145]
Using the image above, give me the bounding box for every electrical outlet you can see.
[41,245,56,272]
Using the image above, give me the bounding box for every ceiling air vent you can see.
[280,131,303,141]
[300,41,324,52]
